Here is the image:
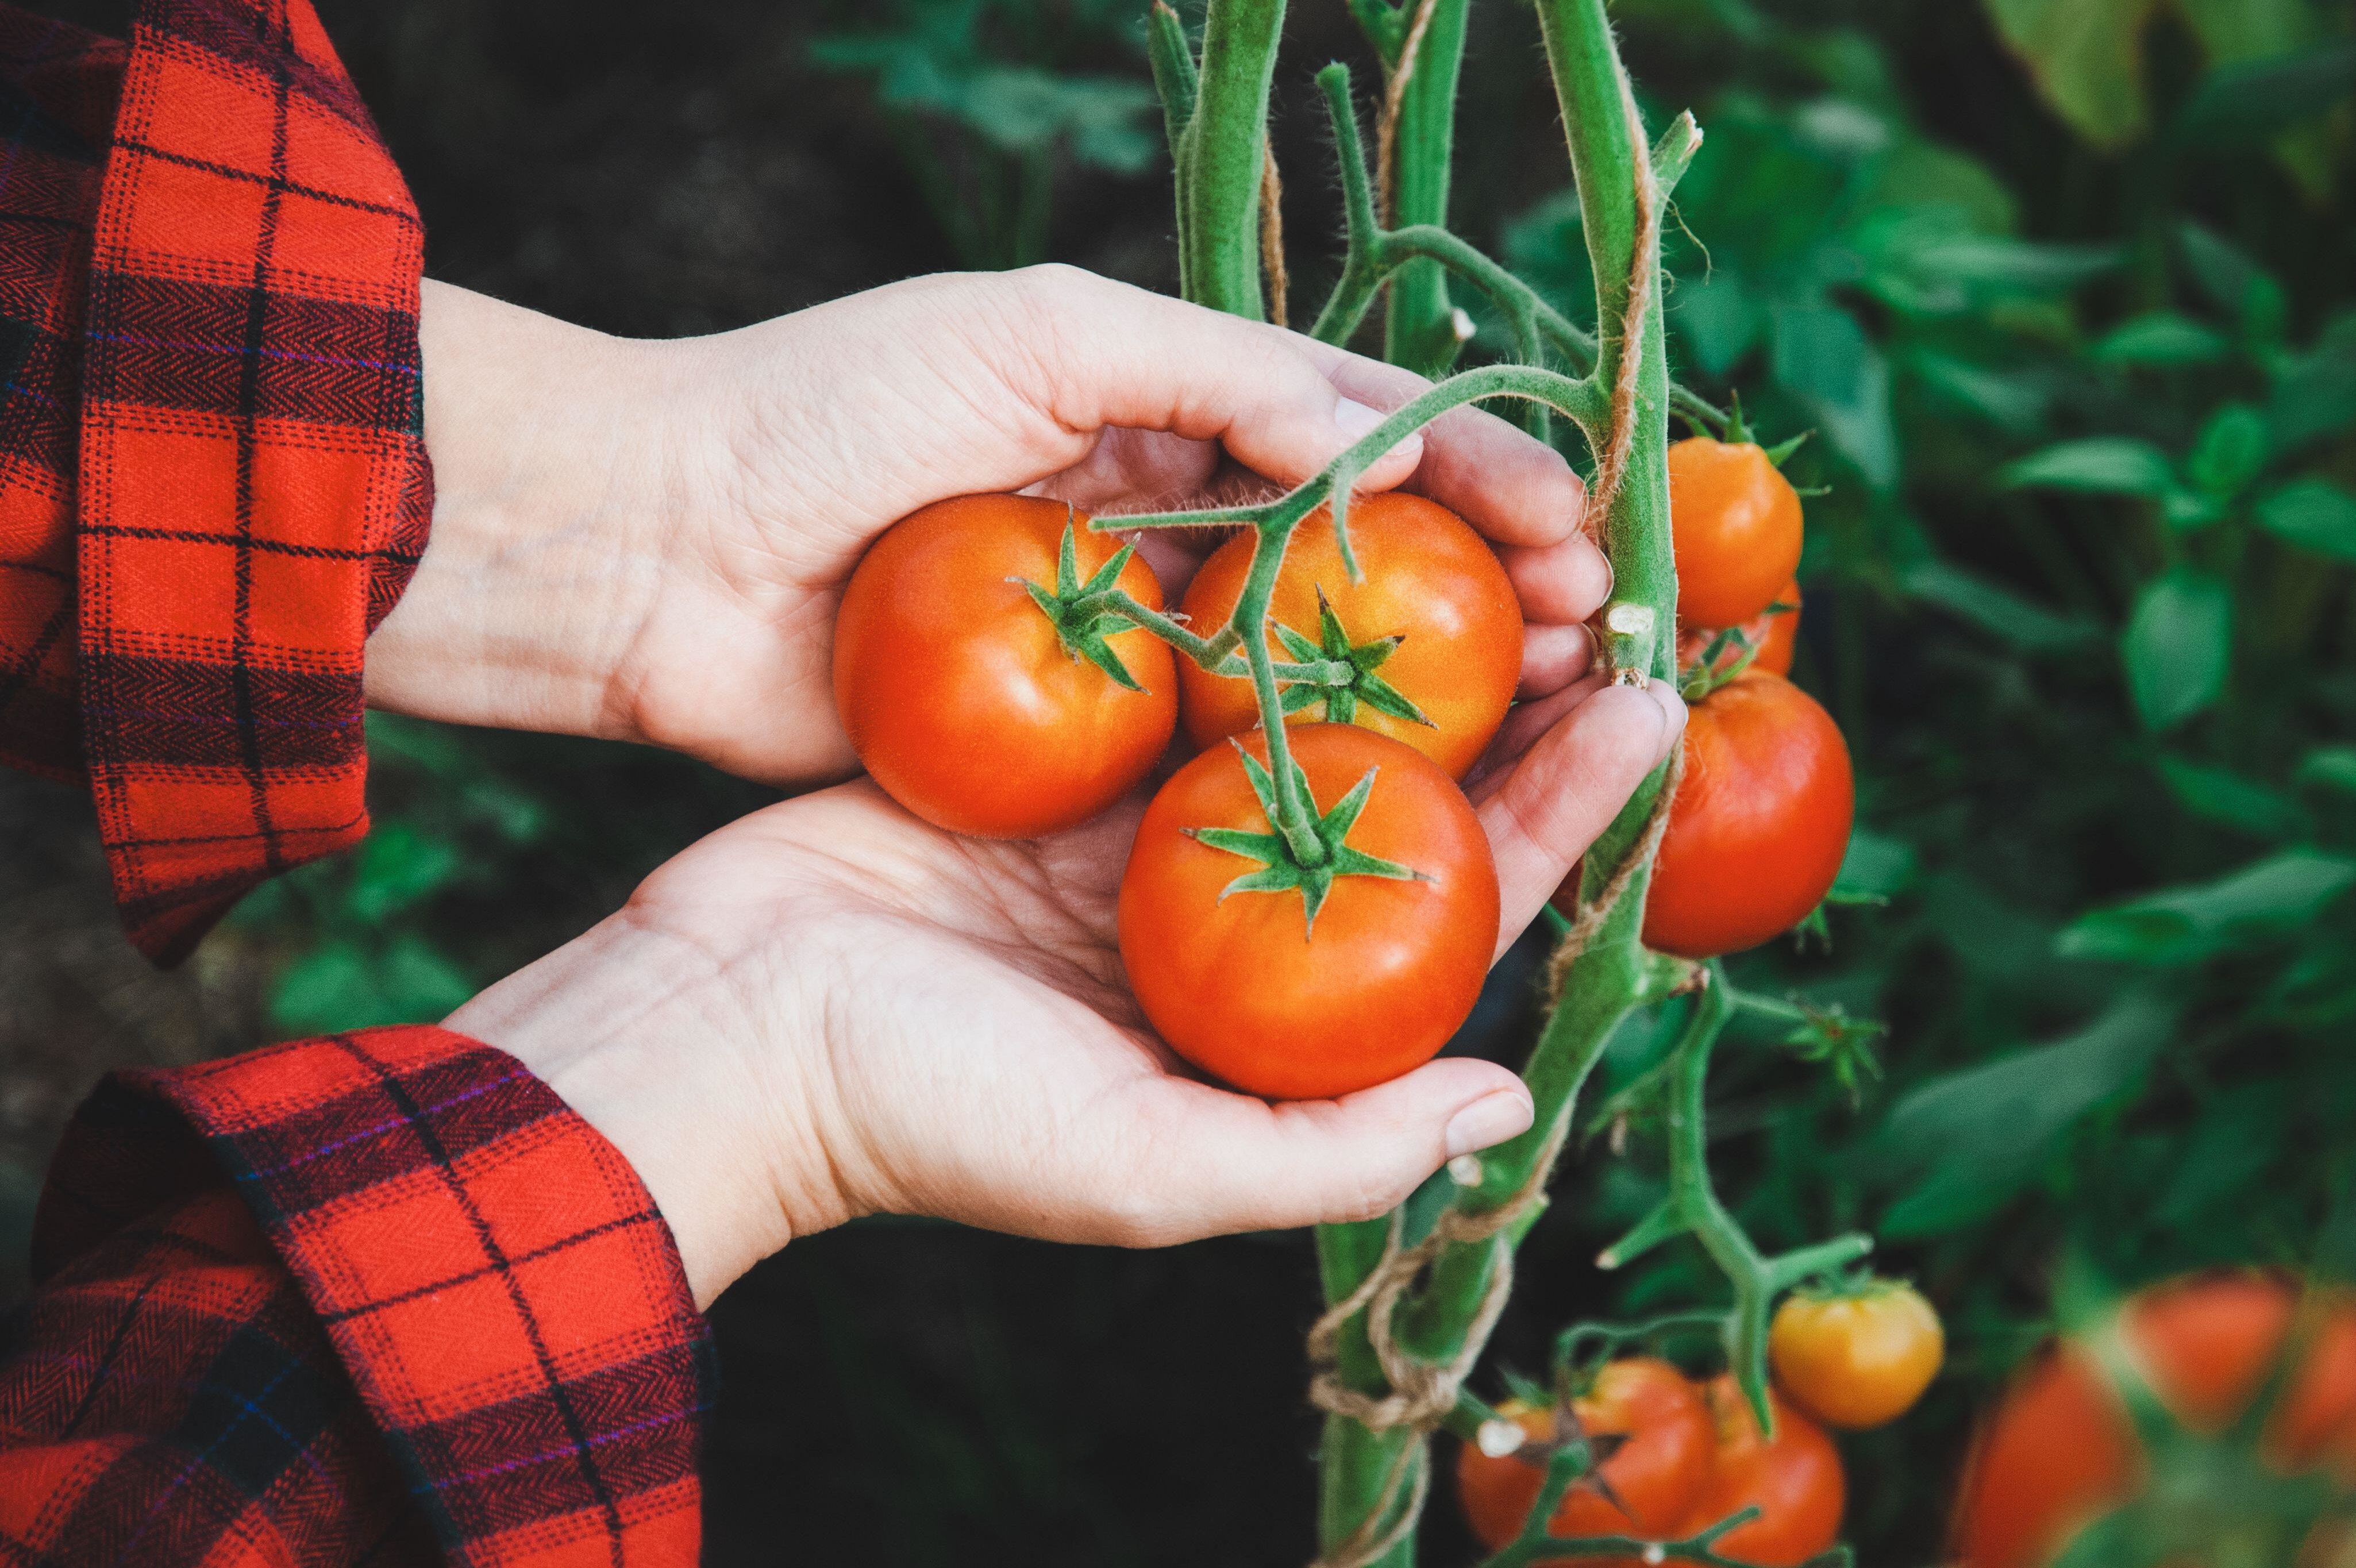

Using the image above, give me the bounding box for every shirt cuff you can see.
[36,1023,714,1565]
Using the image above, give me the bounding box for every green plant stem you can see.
[1595,968,1876,1432]
[1375,0,1473,375]
[1310,6,1697,1557]
[1177,0,1285,319]
[1308,67,1730,437]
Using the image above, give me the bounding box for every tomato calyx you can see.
[1676,603,1794,701]
[1184,740,1427,934]
[1017,515,1154,692]
[1268,587,1435,730]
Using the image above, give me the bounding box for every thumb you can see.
[1098,1057,1535,1246]
[983,264,1426,496]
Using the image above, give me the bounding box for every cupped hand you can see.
[367,266,1612,784]
[448,671,1683,1308]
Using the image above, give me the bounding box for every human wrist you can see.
[444,911,847,1308]
[364,280,688,743]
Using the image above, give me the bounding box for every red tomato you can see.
[1175,492,1522,780]
[1679,576,1801,682]
[1456,1362,1716,1563]
[833,494,1176,838]
[1117,723,1497,1100]
[1669,437,1805,629]
[1770,1281,1945,1431]
[1642,671,1853,959]
[1955,1273,2356,1568]
[1683,1376,1846,1566]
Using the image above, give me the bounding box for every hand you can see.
[367,266,1613,784]
[447,671,1683,1308]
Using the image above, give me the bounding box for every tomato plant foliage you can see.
[116,0,2356,1561]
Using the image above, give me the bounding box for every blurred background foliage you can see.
[2,0,2352,1560]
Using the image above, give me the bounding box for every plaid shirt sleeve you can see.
[0,0,432,965]
[5,1026,717,1566]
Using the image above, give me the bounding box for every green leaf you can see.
[1999,438,2177,496]
[2167,42,2356,151]
[2156,756,2308,841]
[1905,352,2051,434]
[271,936,477,1037]
[2121,568,2232,731]
[1898,560,2101,652]
[1770,300,1897,488]
[2184,403,2269,498]
[2300,746,2356,795]
[2057,849,2356,964]
[2178,223,2289,342]
[345,823,464,923]
[1981,0,2159,149]
[1876,993,2174,1238]
[1672,275,1762,378]
[2253,479,2356,562]
[2091,311,2231,367]
[1833,826,1920,900]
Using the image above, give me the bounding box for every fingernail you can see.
[1445,1089,1535,1158]
[1334,397,1387,438]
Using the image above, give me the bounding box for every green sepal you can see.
[1018,515,1149,692]
[1763,429,1811,467]
[1353,673,1432,726]
[1187,826,1288,861]
[1261,587,1434,731]
[1185,748,1427,937]
[1272,620,1329,665]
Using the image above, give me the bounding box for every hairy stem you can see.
[1362,0,1471,374]
[1179,0,1286,319]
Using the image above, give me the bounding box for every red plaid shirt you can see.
[0,5,714,1563]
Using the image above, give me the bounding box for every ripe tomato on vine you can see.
[1955,1273,2356,1568]
[1116,723,1497,1101]
[1681,1376,1846,1566]
[1669,436,1805,629]
[833,494,1176,838]
[1175,492,1522,780]
[1455,1360,1716,1559]
[1642,671,1854,959]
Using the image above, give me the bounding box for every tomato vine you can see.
[1095,1,1896,1562]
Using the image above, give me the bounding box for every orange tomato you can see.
[1678,576,1801,681]
[1669,437,1804,629]
[1175,492,1522,780]
[1683,1376,1846,1566]
[833,494,1175,838]
[1117,723,1497,1100]
[1457,1362,1717,1563]
[1955,1273,2356,1568]
[1642,671,1854,958]
[1770,1281,1945,1430]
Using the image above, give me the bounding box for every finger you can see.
[990,267,1425,495]
[1473,681,1688,956]
[1474,672,1609,784]
[1029,426,1220,514]
[1285,338,1585,547]
[1518,622,1595,699]
[1499,536,1614,625]
[1100,1058,1535,1244]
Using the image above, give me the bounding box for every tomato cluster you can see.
[1562,436,1854,960]
[1955,1272,2356,1568]
[832,492,1518,1100]
[1456,1366,1845,1566]
[1457,1282,1939,1562]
